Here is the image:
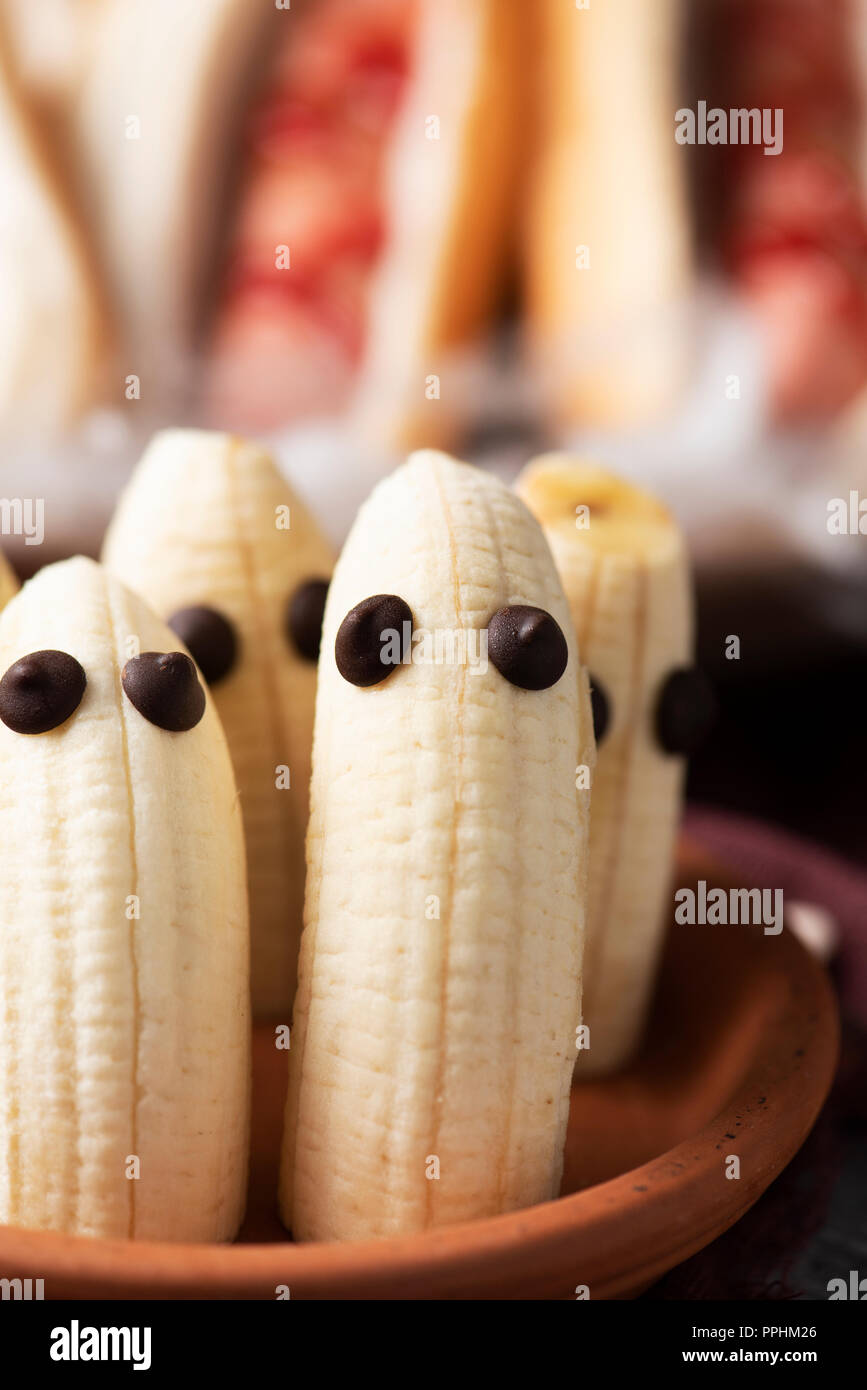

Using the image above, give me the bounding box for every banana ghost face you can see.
[0,557,249,1242]
[103,430,334,1018]
[517,457,699,1077]
[281,451,593,1242]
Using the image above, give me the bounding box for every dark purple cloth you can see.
[645,806,867,1299]
[685,805,867,1026]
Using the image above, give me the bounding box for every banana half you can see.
[0,546,18,608]
[516,457,693,1077]
[280,450,592,1241]
[0,557,249,1241]
[103,429,334,1018]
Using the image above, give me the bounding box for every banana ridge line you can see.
[587,557,648,994]
[57,717,80,1231]
[423,456,468,1228]
[486,484,527,1215]
[108,578,141,1241]
[226,440,299,982]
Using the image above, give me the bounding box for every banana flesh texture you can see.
[103,430,334,1018]
[0,557,249,1240]
[280,450,592,1241]
[516,458,691,1077]
[0,548,18,608]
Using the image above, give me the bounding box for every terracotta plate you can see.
[0,841,839,1299]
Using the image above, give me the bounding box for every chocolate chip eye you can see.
[487,605,568,691]
[588,673,610,743]
[167,605,237,685]
[287,578,330,662]
[656,666,717,755]
[335,594,413,687]
[0,650,86,734]
[122,652,206,731]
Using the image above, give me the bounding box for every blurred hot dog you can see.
[707,0,867,424]
[524,0,693,433]
[75,0,527,449]
[0,9,107,435]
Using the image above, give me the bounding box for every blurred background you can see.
[0,0,864,1296]
[1,0,863,856]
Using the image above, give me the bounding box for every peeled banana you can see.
[280,450,592,1241]
[0,556,249,1241]
[517,457,694,1077]
[103,429,334,1018]
[0,547,18,608]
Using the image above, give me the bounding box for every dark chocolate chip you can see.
[286,578,330,662]
[0,650,86,734]
[335,594,413,687]
[168,605,237,685]
[588,673,610,743]
[656,666,718,755]
[487,605,568,691]
[122,651,206,732]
